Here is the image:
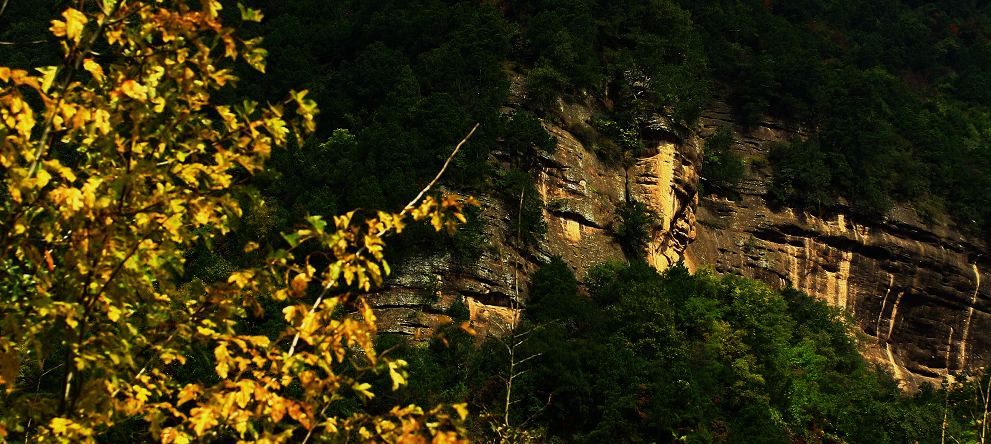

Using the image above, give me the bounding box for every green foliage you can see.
[497,169,547,244]
[239,0,513,215]
[501,110,557,167]
[389,260,972,442]
[526,257,584,324]
[767,140,834,212]
[613,200,657,257]
[504,263,952,442]
[509,0,711,123]
[356,261,977,442]
[524,62,569,109]
[678,0,991,229]
[590,117,643,166]
[701,127,746,195]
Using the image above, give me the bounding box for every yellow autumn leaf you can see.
[290,272,309,295]
[36,66,57,93]
[82,59,104,82]
[43,159,76,183]
[107,305,121,322]
[451,403,469,421]
[227,270,255,288]
[238,4,264,22]
[388,360,407,391]
[352,382,374,400]
[235,380,254,408]
[188,407,218,436]
[49,20,67,38]
[50,417,72,435]
[92,108,111,134]
[34,168,52,189]
[50,187,84,212]
[120,79,148,101]
[203,0,222,18]
[50,8,87,43]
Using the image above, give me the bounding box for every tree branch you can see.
[287,123,479,358]
[28,0,128,178]
[402,123,479,212]
[0,40,47,45]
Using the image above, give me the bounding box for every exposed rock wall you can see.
[372,110,700,338]
[373,99,990,387]
[685,103,991,387]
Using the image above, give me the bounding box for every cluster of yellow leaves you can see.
[0,2,473,443]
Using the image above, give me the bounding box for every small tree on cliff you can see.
[613,200,657,258]
[0,2,475,442]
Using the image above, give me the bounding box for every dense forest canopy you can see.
[5,1,989,232]
[2,0,991,442]
[380,261,988,442]
[245,0,991,235]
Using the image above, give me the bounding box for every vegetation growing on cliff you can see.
[6,1,991,232]
[701,127,746,196]
[232,0,991,234]
[681,1,991,231]
[383,260,987,442]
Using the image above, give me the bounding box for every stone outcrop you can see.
[369,194,531,339]
[372,107,701,338]
[685,102,991,387]
[373,98,991,387]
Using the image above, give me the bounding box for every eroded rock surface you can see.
[373,99,991,388]
[686,102,991,387]
[373,109,700,339]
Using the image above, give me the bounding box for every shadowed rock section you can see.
[686,102,991,388]
[373,100,990,388]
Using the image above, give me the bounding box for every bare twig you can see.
[0,40,47,45]
[500,187,527,435]
[287,123,479,358]
[943,328,954,444]
[403,123,479,211]
[982,371,990,443]
[301,402,333,444]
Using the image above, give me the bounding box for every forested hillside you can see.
[1,1,991,442]
[237,0,991,235]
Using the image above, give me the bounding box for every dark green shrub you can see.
[701,127,746,194]
[497,169,547,244]
[613,200,657,257]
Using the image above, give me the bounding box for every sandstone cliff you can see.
[373,99,990,388]
[687,103,991,387]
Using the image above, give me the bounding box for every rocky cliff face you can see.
[373,100,990,388]
[371,102,701,339]
[686,103,991,387]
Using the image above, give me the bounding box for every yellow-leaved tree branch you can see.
[0,1,476,442]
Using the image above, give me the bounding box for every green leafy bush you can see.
[497,169,548,244]
[613,200,657,257]
[701,127,746,195]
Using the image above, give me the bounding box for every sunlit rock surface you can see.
[374,99,990,388]
[686,102,991,388]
